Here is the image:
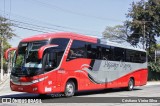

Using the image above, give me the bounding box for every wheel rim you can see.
[129,80,133,90]
[65,83,74,96]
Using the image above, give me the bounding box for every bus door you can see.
[42,49,60,93]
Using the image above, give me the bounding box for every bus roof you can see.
[21,32,145,52]
[21,32,97,43]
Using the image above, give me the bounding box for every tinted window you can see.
[43,48,63,72]
[31,41,48,50]
[87,44,114,60]
[67,40,115,61]
[50,38,69,65]
[86,43,97,59]
[126,49,134,62]
[140,52,146,63]
[66,40,146,63]
[101,45,114,60]
[114,47,125,61]
[50,38,69,49]
[18,43,28,54]
[67,40,87,61]
[126,49,146,63]
[42,38,70,72]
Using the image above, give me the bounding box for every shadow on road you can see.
[75,88,142,96]
[0,87,142,100]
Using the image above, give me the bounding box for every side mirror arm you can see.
[4,47,17,61]
[38,44,58,59]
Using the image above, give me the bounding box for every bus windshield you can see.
[12,40,48,77]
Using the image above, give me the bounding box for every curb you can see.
[146,81,160,86]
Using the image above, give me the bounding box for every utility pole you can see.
[7,52,11,76]
[0,32,4,81]
[143,21,146,50]
[143,0,146,50]
[0,17,4,81]
[155,50,157,63]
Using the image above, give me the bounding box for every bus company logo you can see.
[104,60,132,70]
[119,62,132,70]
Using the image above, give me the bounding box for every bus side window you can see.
[86,43,100,60]
[126,49,146,63]
[140,52,146,63]
[101,45,110,60]
[86,44,92,58]
[67,40,87,61]
[114,47,125,61]
[86,43,114,61]
[126,49,135,62]
[87,44,100,59]
[96,46,102,59]
[68,50,76,59]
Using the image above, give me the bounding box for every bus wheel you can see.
[64,81,75,97]
[127,78,134,91]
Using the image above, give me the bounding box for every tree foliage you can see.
[126,0,160,52]
[0,16,15,40]
[1,40,12,72]
[102,25,129,43]
[0,16,15,71]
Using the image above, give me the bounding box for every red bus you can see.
[5,32,148,97]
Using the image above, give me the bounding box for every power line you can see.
[0,10,101,36]
[15,23,56,33]
[14,35,23,39]
[9,0,12,19]
[1,10,147,41]
[14,25,49,33]
[14,22,100,38]
[13,23,101,40]
[11,19,99,36]
[30,0,123,22]
[11,19,66,32]
[0,9,101,35]
[2,12,146,41]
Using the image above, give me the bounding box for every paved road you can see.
[0,79,160,106]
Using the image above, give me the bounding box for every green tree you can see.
[0,16,15,40]
[126,0,160,53]
[102,25,129,43]
[0,16,15,79]
[2,40,12,72]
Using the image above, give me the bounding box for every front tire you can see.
[64,81,75,97]
[127,78,134,91]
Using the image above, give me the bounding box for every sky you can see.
[0,0,140,47]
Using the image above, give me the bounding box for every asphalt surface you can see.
[0,79,160,106]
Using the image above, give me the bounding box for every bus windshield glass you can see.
[12,40,48,77]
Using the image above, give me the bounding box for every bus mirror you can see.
[4,47,17,61]
[38,44,58,59]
